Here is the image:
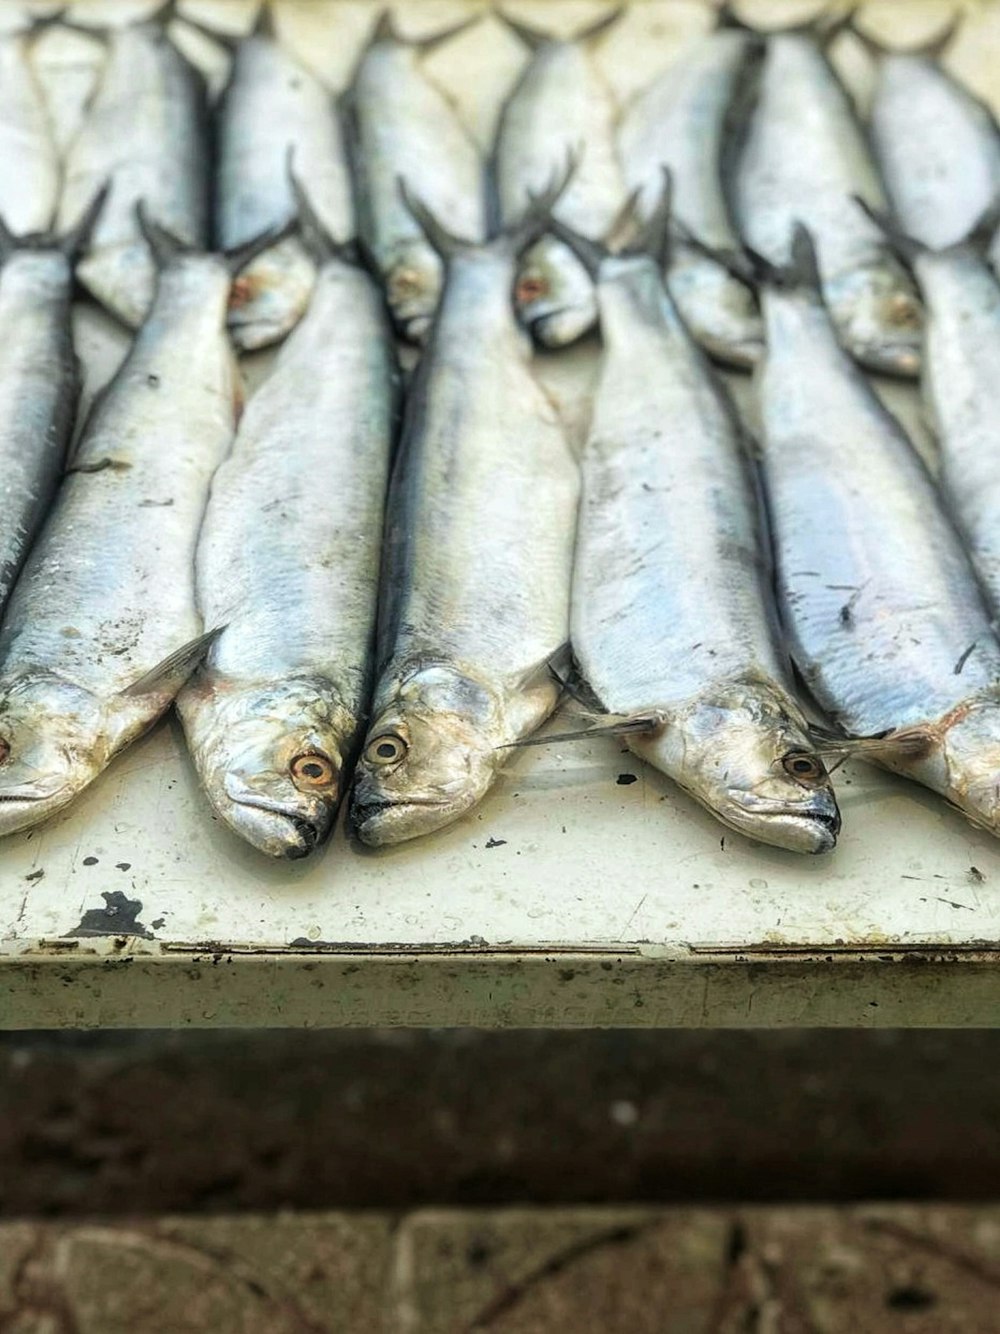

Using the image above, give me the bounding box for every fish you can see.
[754,225,1000,836]
[732,25,922,376]
[618,22,764,368]
[0,17,62,234]
[863,21,1000,277]
[215,6,355,352]
[178,184,397,860]
[0,215,275,837]
[345,12,486,345]
[864,205,1000,624]
[494,10,625,347]
[0,189,106,621]
[350,182,579,847]
[551,192,839,853]
[57,5,210,328]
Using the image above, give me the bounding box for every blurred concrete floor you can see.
[4,1029,1000,1330]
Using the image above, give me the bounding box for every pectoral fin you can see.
[121,626,225,699]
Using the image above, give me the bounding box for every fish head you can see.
[387,243,443,344]
[921,699,1000,836]
[0,673,108,835]
[180,678,354,859]
[351,667,500,846]
[632,683,840,853]
[667,251,765,369]
[227,239,314,352]
[825,265,923,377]
[515,238,597,348]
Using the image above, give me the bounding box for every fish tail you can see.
[499,7,623,50]
[364,8,478,55]
[286,153,362,267]
[0,182,108,262]
[745,223,822,292]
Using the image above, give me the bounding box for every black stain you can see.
[116,862,132,872]
[151,917,165,930]
[885,1286,937,1312]
[82,856,99,867]
[65,891,154,940]
[617,773,638,786]
[24,868,44,883]
[485,837,507,849]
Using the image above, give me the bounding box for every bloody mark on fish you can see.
[65,890,154,939]
[229,270,268,310]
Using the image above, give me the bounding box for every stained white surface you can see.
[4,0,1000,1028]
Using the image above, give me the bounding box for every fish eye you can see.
[365,733,408,766]
[516,272,549,303]
[781,751,826,784]
[290,752,336,789]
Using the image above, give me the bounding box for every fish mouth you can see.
[350,795,454,847]
[221,787,332,860]
[721,791,841,854]
[702,334,765,370]
[527,305,597,349]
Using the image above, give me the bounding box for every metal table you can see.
[6,0,1000,1028]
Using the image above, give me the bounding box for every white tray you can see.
[5,0,1000,1029]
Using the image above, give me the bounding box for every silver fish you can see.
[0,22,60,234]
[178,197,396,860]
[733,30,922,375]
[351,190,579,846]
[618,25,764,368]
[495,12,625,347]
[0,219,256,836]
[903,222,1000,617]
[216,8,354,352]
[866,28,1000,275]
[562,205,838,853]
[0,194,105,619]
[347,13,486,345]
[756,227,1000,836]
[57,14,209,328]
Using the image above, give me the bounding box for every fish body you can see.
[916,245,1000,615]
[216,25,354,351]
[351,237,579,845]
[347,23,486,344]
[495,34,624,346]
[0,30,60,233]
[618,28,763,367]
[756,254,1000,833]
[178,251,396,859]
[0,249,239,835]
[572,250,838,852]
[870,50,1000,278]
[733,33,921,375]
[58,20,209,327]
[0,244,79,615]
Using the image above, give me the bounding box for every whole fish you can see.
[178,190,397,860]
[346,13,486,344]
[733,28,922,375]
[865,25,1000,276]
[0,191,105,619]
[874,209,1000,619]
[57,11,210,328]
[494,11,625,347]
[351,186,579,846]
[0,20,61,234]
[0,218,268,836]
[755,227,1000,835]
[618,25,764,368]
[556,198,838,852]
[215,7,355,352]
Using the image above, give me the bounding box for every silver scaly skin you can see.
[572,245,839,853]
[351,218,579,846]
[496,26,624,347]
[915,243,1000,618]
[0,246,240,836]
[178,240,397,860]
[0,243,78,615]
[618,28,763,368]
[756,240,1000,836]
[868,45,1000,281]
[733,32,921,375]
[216,18,354,352]
[57,19,209,328]
[0,28,60,233]
[347,18,486,345]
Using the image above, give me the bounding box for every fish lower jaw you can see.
[715,798,841,855]
[350,796,459,847]
[0,789,73,837]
